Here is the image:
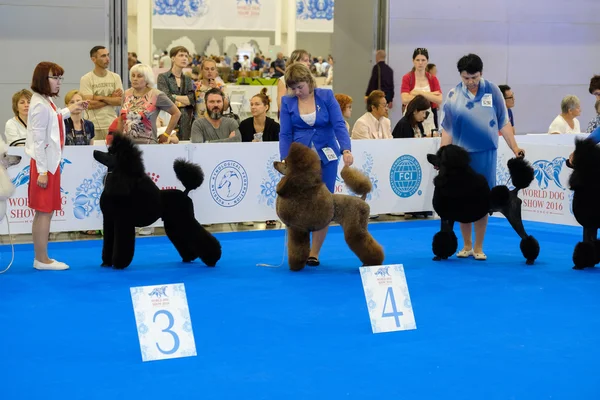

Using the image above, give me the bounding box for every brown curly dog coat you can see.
[274,142,385,271]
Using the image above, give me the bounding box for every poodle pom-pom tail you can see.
[174,158,204,192]
[340,166,372,197]
[507,157,534,190]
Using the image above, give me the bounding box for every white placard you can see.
[495,140,578,226]
[360,264,417,334]
[130,283,197,362]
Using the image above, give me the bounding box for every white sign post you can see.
[130,283,197,362]
[360,265,417,334]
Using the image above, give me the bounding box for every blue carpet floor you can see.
[1,219,599,400]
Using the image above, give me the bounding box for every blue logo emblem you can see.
[532,157,566,189]
[210,160,249,207]
[149,286,168,298]
[374,266,390,277]
[389,155,422,198]
[12,158,72,194]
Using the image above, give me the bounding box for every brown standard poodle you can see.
[274,142,384,271]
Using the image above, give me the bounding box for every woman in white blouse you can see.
[4,89,32,145]
[549,95,581,134]
[26,61,88,271]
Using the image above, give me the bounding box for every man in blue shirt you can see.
[441,54,524,261]
[499,84,515,134]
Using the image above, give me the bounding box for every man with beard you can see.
[191,88,241,143]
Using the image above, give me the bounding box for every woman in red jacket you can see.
[400,48,442,135]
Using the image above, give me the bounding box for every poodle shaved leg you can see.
[113,222,136,269]
[459,222,473,252]
[32,211,53,264]
[309,225,329,260]
[473,215,489,254]
[288,227,310,271]
[101,212,115,266]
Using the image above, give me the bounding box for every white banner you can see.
[296,0,334,33]
[152,0,277,31]
[0,134,585,233]
[496,140,577,226]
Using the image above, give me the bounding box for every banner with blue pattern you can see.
[296,0,334,33]
[0,136,583,234]
[152,0,277,31]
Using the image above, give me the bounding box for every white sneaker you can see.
[33,259,70,271]
[138,227,154,236]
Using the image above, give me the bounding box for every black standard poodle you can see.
[93,134,222,269]
[566,138,600,270]
[427,144,540,265]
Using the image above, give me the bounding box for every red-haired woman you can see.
[25,62,88,271]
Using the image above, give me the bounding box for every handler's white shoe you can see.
[33,259,70,271]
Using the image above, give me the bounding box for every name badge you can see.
[482,94,493,108]
[322,147,338,161]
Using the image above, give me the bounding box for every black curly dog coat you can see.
[93,134,222,269]
[566,138,600,270]
[427,144,540,265]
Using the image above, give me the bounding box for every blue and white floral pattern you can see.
[296,0,334,20]
[153,0,209,18]
[337,152,380,201]
[495,153,515,190]
[72,163,107,220]
[258,154,282,208]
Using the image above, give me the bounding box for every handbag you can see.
[222,104,240,124]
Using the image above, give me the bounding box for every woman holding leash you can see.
[26,62,88,271]
[440,54,524,261]
[279,63,353,267]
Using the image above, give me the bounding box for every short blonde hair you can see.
[561,95,580,114]
[12,89,32,116]
[64,89,82,106]
[285,63,316,93]
[130,64,155,88]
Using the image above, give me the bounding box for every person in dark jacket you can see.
[365,50,395,109]
[239,88,280,142]
[392,95,431,138]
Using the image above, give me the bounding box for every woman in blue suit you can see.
[279,63,354,267]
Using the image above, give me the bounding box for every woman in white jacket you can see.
[25,62,87,271]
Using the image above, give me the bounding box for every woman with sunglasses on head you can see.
[26,62,88,271]
[401,48,442,135]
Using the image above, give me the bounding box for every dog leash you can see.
[0,215,16,274]
[256,224,288,268]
